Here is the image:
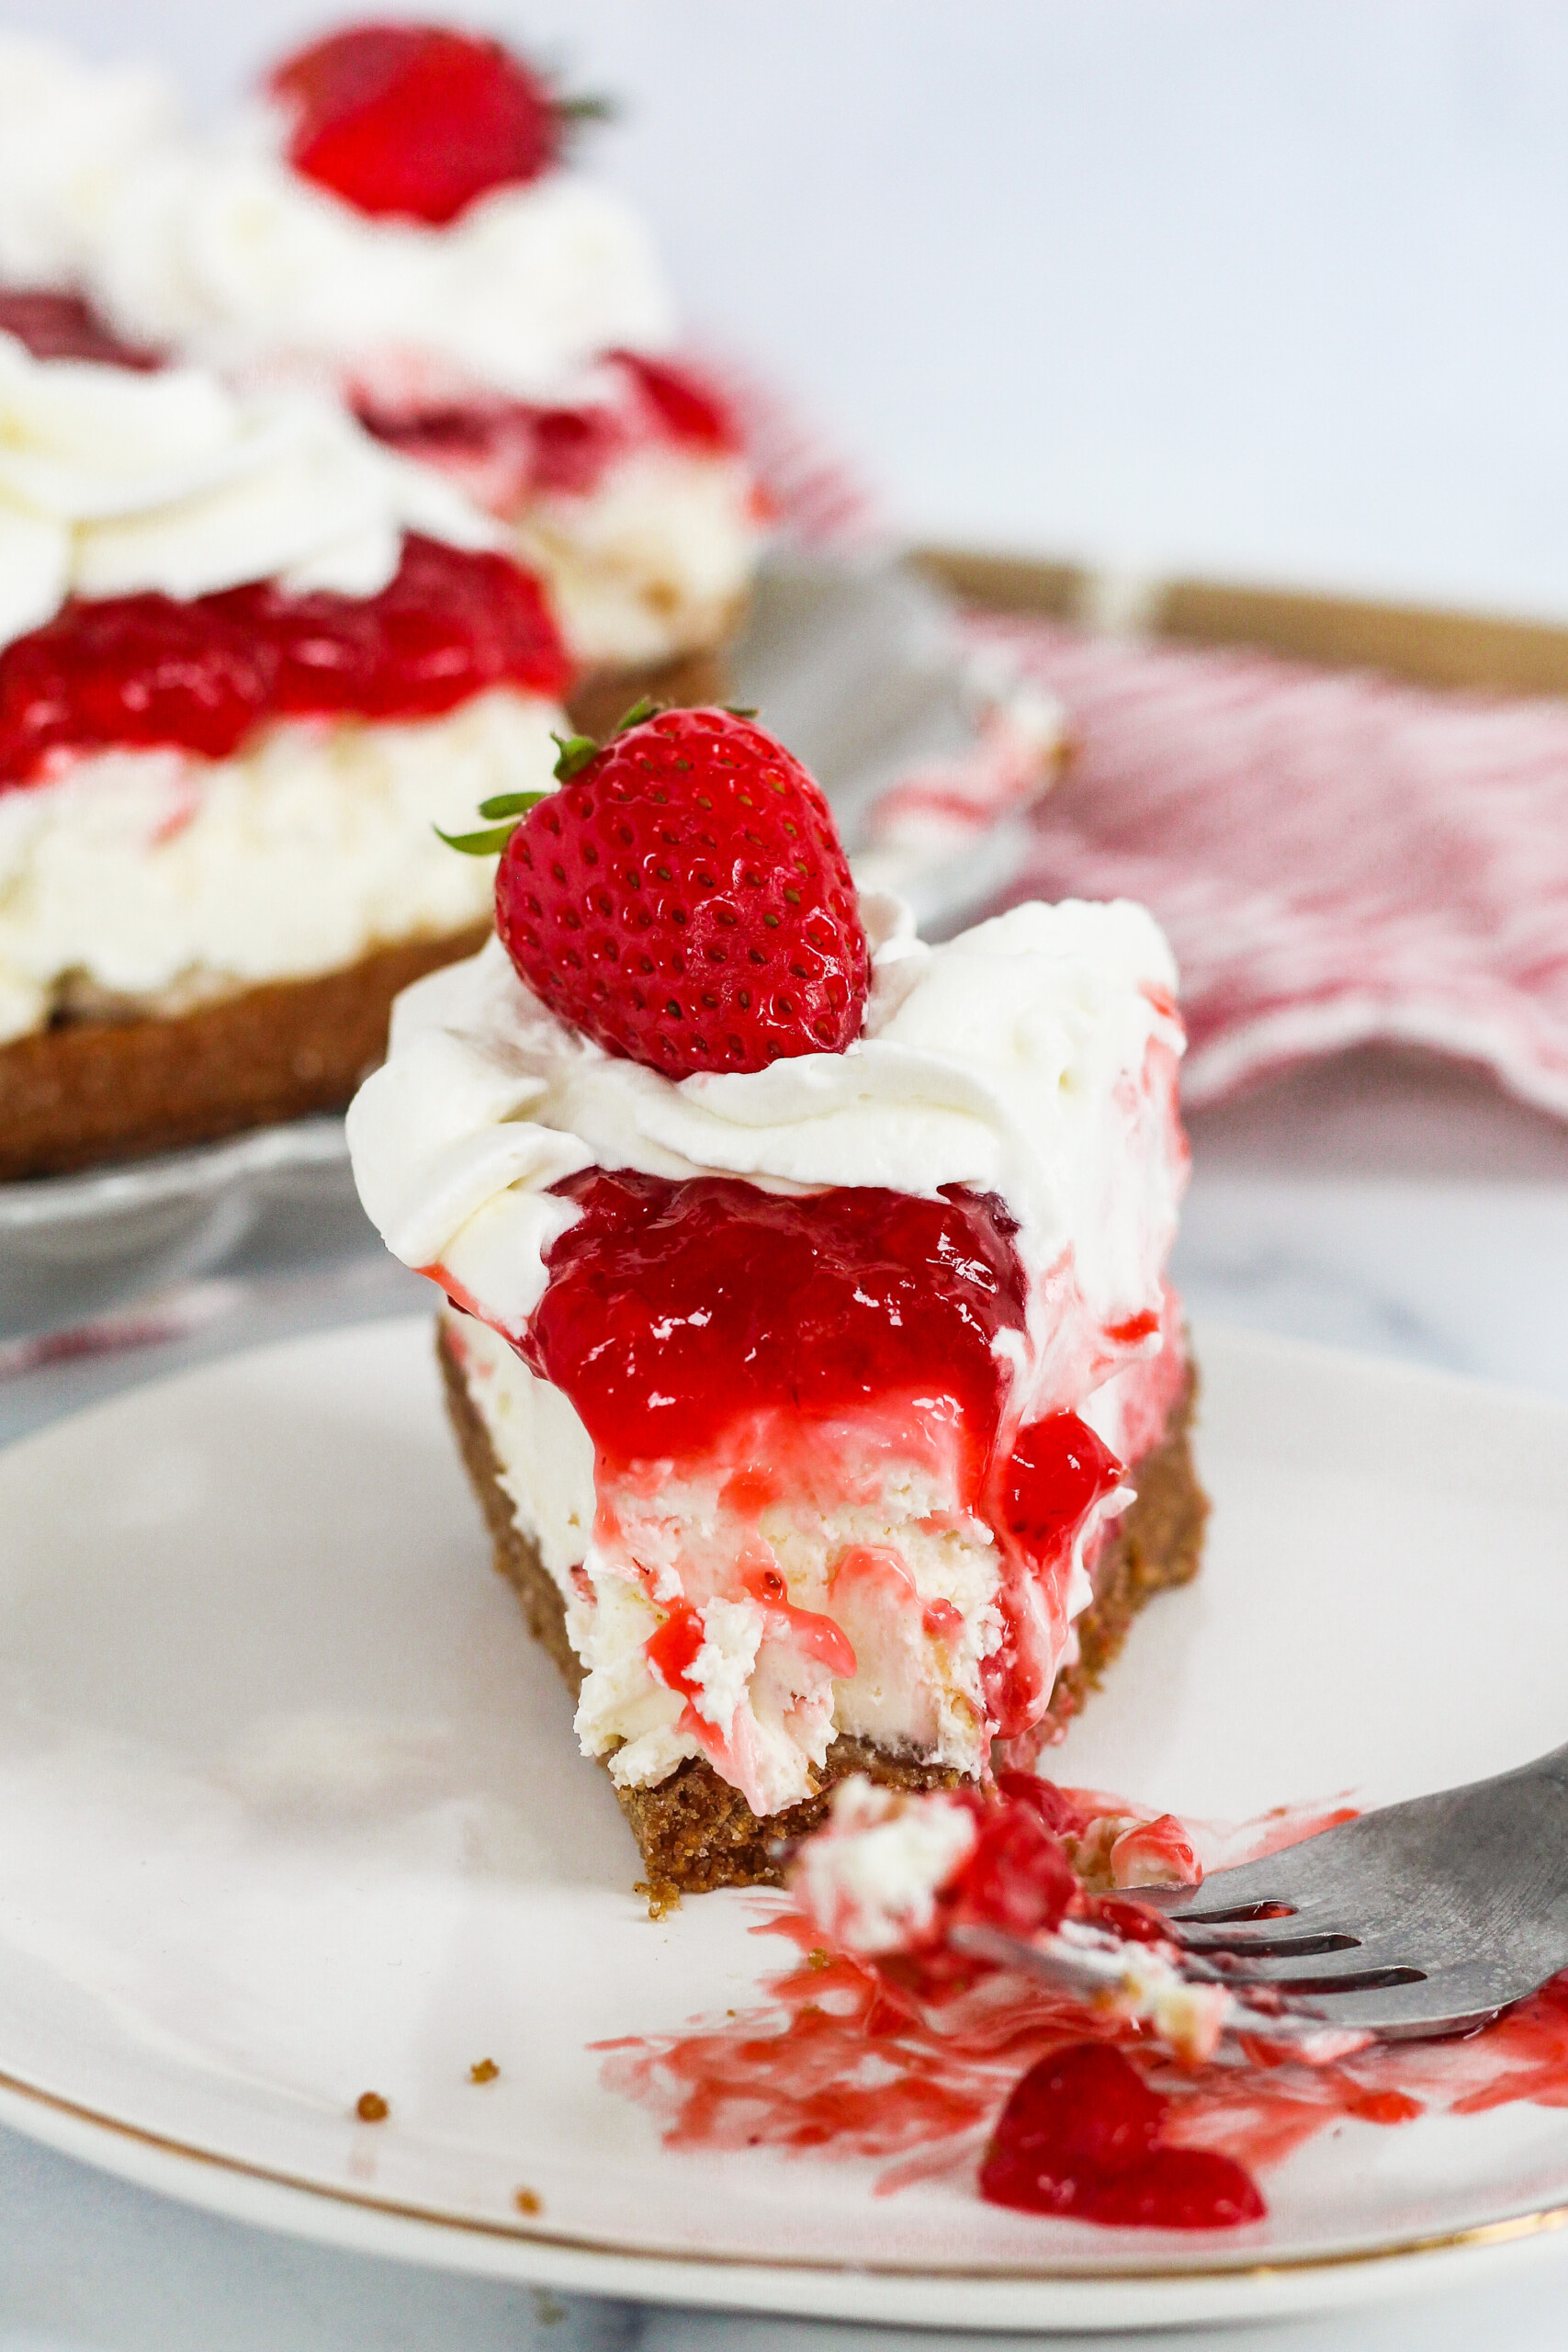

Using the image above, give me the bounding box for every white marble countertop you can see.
[6,1042,1568,2347]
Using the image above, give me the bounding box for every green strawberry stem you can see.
[433,820,523,856]
[558,90,616,127]
[551,731,600,781]
[479,790,547,819]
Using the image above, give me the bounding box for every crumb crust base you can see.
[0,924,492,1182]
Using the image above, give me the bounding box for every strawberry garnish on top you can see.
[269,22,609,227]
[444,705,870,1076]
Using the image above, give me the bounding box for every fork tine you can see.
[1149,1836,1362,1924]
[1260,1962,1516,2041]
[1190,1946,1425,1992]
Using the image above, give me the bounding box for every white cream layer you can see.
[509,446,757,668]
[0,332,503,651]
[0,36,175,288]
[0,689,558,1043]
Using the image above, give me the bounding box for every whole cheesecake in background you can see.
[0,26,766,726]
[0,311,571,1180]
[348,708,1205,1905]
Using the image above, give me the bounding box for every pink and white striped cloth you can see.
[728,370,1568,1117]
[951,616,1568,1116]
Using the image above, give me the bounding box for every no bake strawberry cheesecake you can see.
[348,707,1204,1902]
[0,314,571,1179]
[2,24,763,717]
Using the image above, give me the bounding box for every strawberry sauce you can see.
[523,1169,1144,1747]
[358,353,742,514]
[980,2043,1265,2227]
[0,535,570,791]
[0,288,161,371]
[599,1804,1568,2233]
[527,1170,1028,1482]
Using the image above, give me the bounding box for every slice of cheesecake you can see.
[348,707,1203,1902]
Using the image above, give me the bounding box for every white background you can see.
[10,0,1568,619]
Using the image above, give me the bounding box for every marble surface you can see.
[6,1042,1568,2346]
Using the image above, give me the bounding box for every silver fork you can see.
[958,1743,1568,2044]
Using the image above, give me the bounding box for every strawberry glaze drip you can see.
[357,354,743,512]
[0,536,570,790]
[987,1414,1124,1738]
[0,288,161,371]
[522,1169,1137,1744]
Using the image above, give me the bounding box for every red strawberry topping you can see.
[981,2043,1267,2228]
[0,288,162,372]
[0,537,570,791]
[270,23,583,225]
[492,707,869,1076]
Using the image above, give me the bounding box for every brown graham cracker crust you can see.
[0,923,490,1182]
[438,1321,1209,1908]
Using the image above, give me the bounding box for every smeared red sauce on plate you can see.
[598,1790,1568,2231]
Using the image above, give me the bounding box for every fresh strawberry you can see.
[270,23,608,226]
[468,706,869,1076]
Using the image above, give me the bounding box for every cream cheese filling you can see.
[0,687,559,1044]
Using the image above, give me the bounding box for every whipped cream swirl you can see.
[0,36,175,288]
[81,101,676,405]
[348,893,1188,1420]
[0,334,507,650]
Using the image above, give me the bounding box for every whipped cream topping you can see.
[349,892,1187,1424]
[0,334,505,652]
[0,36,175,288]
[80,99,675,405]
[0,688,558,1042]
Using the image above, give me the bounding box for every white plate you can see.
[1,1317,1566,2332]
